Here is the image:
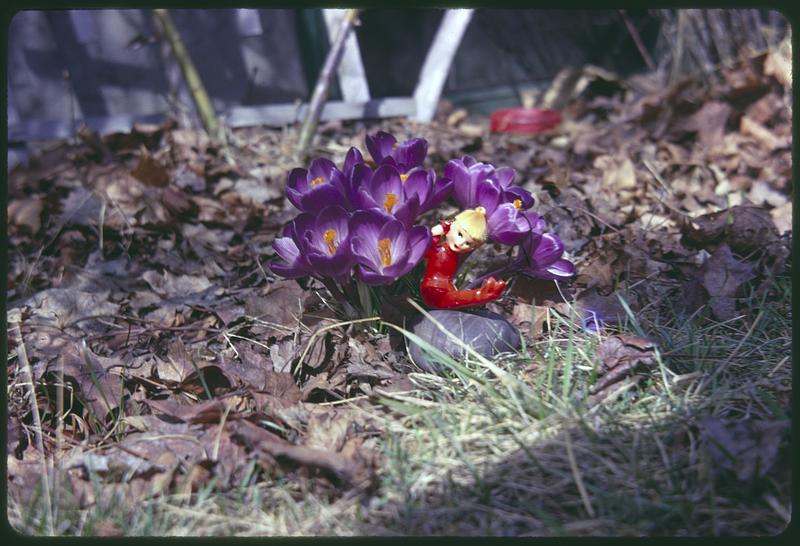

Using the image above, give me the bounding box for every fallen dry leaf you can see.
[701,418,788,481]
[740,115,789,151]
[131,149,170,188]
[748,180,788,208]
[769,202,792,235]
[763,35,792,87]
[22,287,121,332]
[682,205,780,256]
[597,154,636,191]
[44,342,127,422]
[244,279,309,339]
[229,418,362,487]
[680,101,732,149]
[590,334,656,399]
[8,197,43,235]
[699,245,755,321]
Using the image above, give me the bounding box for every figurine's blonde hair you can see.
[453,206,488,242]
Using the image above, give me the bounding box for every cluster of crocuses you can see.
[270,131,574,311]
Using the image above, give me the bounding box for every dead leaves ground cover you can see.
[6,44,792,536]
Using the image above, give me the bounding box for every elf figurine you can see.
[421,207,506,309]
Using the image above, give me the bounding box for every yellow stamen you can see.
[400,173,409,182]
[383,192,399,213]
[310,176,326,187]
[378,238,392,267]
[513,199,522,209]
[324,229,338,255]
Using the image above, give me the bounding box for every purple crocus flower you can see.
[269,214,315,279]
[301,205,354,280]
[514,226,575,280]
[337,147,368,210]
[449,160,535,245]
[342,146,364,179]
[397,167,453,215]
[366,131,428,173]
[350,209,430,285]
[286,158,348,213]
[270,206,354,281]
[446,155,530,211]
[445,156,496,210]
[355,164,421,228]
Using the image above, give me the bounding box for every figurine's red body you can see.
[421,220,505,309]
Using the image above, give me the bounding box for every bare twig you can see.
[11,320,55,535]
[295,9,360,163]
[619,10,656,71]
[153,9,222,141]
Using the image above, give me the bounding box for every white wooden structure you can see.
[8,8,473,147]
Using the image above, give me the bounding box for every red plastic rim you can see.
[490,107,562,134]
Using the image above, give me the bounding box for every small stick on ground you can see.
[618,10,656,71]
[295,9,360,163]
[12,320,55,535]
[153,9,222,141]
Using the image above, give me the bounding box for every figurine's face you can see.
[446,220,482,253]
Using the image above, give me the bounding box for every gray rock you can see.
[407,309,521,373]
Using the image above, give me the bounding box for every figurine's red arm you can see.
[421,278,506,309]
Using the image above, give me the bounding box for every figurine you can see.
[421,207,507,309]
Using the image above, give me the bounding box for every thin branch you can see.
[12,320,55,535]
[153,9,222,141]
[295,9,360,163]
[619,10,656,71]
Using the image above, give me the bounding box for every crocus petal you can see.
[350,209,389,244]
[357,266,394,286]
[370,164,404,205]
[522,211,546,234]
[421,174,453,213]
[348,163,372,208]
[307,250,353,278]
[487,203,528,245]
[355,187,380,211]
[343,146,364,177]
[402,170,431,208]
[476,180,501,214]
[445,159,476,209]
[533,233,566,267]
[286,168,309,210]
[395,138,428,170]
[378,219,408,263]
[308,157,337,181]
[391,194,420,228]
[290,213,316,249]
[286,187,304,211]
[405,225,431,267]
[504,186,535,210]
[366,131,396,164]
[462,155,478,168]
[287,168,309,193]
[269,261,309,279]
[382,246,412,278]
[492,166,515,188]
[545,258,575,277]
[316,205,350,240]
[350,209,392,269]
[351,236,381,271]
[273,237,301,264]
[298,183,346,213]
[270,234,310,279]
